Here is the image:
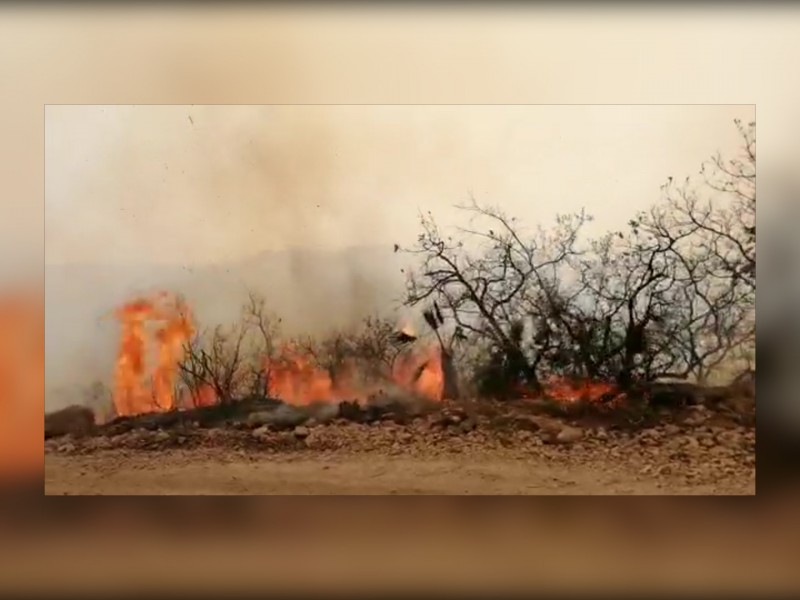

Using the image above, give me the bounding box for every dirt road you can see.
[45,448,754,495]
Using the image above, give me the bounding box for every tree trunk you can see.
[441,348,461,401]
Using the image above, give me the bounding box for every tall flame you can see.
[112,293,194,417]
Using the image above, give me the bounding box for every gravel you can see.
[45,398,755,492]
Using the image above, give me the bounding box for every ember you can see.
[520,376,621,405]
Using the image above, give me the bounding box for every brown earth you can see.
[44,407,755,495]
[45,448,754,495]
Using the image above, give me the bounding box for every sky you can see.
[44,104,752,267]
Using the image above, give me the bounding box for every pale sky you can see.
[44,104,752,266]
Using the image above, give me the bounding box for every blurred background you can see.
[2,2,800,594]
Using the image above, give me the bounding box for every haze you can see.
[43,104,752,409]
[46,105,750,266]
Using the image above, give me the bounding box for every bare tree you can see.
[297,315,409,388]
[402,119,756,395]
[178,291,282,404]
[242,291,282,396]
[401,198,590,395]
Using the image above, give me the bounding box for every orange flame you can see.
[265,341,445,406]
[112,293,194,417]
[519,376,619,405]
[391,343,444,401]
[111,294,448,414]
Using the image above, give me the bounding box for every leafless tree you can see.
[178,291,282,403]
[401,198,591,394]
[402,120,756,394]
[242,291,282,396]
[297,315,409,386]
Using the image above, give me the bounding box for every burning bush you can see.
[101,287,453,421]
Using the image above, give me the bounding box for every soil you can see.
[45,411,755,495]
[45,448,754,495]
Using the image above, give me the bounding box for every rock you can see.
[86,436,112,450]
[129,427,149,441]
[683,410,708,427]
[261,404,309,429]
[457,419,476,434]
[252,425,271,440]
[529,416,563,435]
[152,430,170,443]
[555,426,583,444]
[447,414,463,425]
[709,445,732,457]
[306,401,339,424]
[397,430,413,442]
[246,411,273,427]
[663,424,681,436]
[594,427,608,440]
[45,405,96,439]
[57,442,76,453]
[293,426,310,440]
[680,435,701,451]
[716,430,743,449]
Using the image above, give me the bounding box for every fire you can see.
[265,343,342,405]
[392,343,444,401]
[264,340,446,406]
[189,384,217,408]
[519,376,620,405]
[109,293,448,415]
[112,293,195,417]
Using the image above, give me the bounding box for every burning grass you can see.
[42,291,755,451]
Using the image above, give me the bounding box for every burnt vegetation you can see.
[116,120,754,416]
[401,119,756,398]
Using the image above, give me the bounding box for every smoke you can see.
[43,102,754,410]
[44,104,426,409]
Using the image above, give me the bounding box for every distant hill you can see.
[45,245,413,410]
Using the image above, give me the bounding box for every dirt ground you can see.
[44,398,756,495]
[45,447,755,495]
